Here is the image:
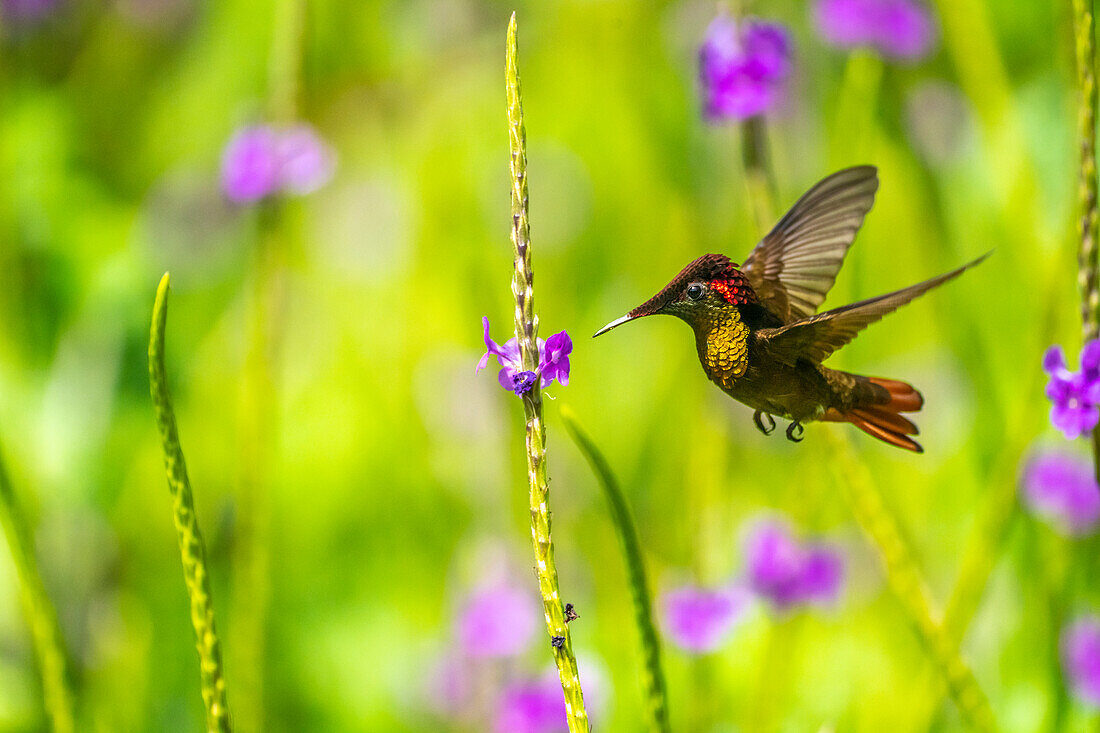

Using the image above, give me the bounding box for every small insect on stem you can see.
[551,636,565,648]
[564,603,579,623]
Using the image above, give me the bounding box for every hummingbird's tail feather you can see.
[823,376,924,452]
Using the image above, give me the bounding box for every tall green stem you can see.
[560,407,669,733]
[0,447,74,733]
[232,4,304,728]
[148,273,232,733]
[1072,0,1100,485]
[825,432,995,732]
[741,116,775,234]
[506,14,589,733]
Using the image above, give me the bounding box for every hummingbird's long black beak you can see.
[593,313,637,338]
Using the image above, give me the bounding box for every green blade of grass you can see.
[148,273,232,733]
[559,406,670,733]
[825,431,996,732]
[0,448,74,733]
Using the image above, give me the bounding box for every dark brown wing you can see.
[742,166,879,323]
[756,254,990,366]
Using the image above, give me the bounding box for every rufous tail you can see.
[823,377,924,453]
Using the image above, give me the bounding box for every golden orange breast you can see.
[699,310,749,389]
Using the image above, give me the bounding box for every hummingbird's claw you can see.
[753,410,776,436]
[786,421,804,443]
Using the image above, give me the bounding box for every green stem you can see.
[232,4,303,727]
[740,116,775,234]
[825,431,996,732]
[559,407,670,733]
[0,449,74,733]
[148,273,232,733]
[1072,0,1100,485]
[268,0,305,123]
[506,14,589,733]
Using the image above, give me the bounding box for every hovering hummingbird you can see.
[594,166,986,452]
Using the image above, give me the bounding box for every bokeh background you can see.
[0,0,1094,731]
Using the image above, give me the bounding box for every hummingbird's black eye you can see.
[686,282,706,301]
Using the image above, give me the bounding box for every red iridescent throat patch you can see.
[711,271,757,305]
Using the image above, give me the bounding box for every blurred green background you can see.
[0,0,1093,730]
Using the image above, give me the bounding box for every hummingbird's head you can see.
[594,254,758,337]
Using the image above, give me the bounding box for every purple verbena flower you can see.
[221,123,335,204]
[1044,342,1100,440]
[477,318,573,395]
[813,0,936,61]
[1063,616,1100,707]
[798,545,846,604]
[743,518,845,610]
[699,14,793,122]
[660,585,750,653]
[2,0,59,21]
[221,126,282,204]
[540,331,572,387]
[1021,452,1100,536]
[494,675,567,733]
[275,125,336,195]
[456,583,539,658]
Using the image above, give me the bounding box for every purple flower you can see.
[813,0,936,61]
[699,14,793,122]
[1021,452,1100,536]
[456,583,539,658]
[743,518,845,610]
[660,585,750,652]
[2,0,59,21]
[275,125,336,195]
[221,123,334,204]
[1062,616,1100,706]
[494,675,567,733]
[477,318,573,395]
[221,126,282,203]
[540,332,572,387]
[1044,342,1100,440]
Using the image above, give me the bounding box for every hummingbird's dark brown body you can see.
[595,166,986,452]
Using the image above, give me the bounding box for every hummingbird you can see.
[593,166,987,452]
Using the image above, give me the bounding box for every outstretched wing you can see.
[756,254,990,366]
[742,166,879,323]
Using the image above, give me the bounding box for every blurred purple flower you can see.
[494,675,567,733]
[221,126,282,203]
[221,123,334,204]
[1062,616,1100,707]
[798,545,846,603]
[813,0,936,61]
[1044,342,1100,440]
[660,585,750,653]
[456,583,539,658]
[1022,452,1100,536]
[699,14,793,122]
[744,518,845,610]
[275,125,336,195]
[2,0,59,21]
[477,318,573,395]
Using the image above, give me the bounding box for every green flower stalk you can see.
[0,447,74,733]
[505,14,589,733]
[741,117,776,236]
[826,432,995,732]
[1072,0,1100,485]
[148,273,232,733]
[560,407,670,733]
[231,4,305,729]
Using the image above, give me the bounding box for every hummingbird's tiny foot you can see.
[753,410,776,436]
[786,421,804,443]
